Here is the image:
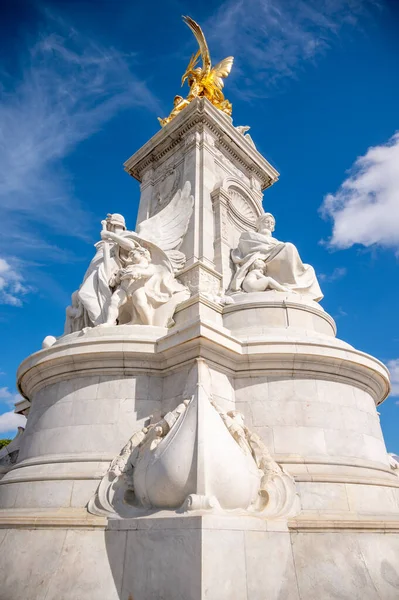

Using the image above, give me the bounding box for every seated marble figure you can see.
[230,213,323,301]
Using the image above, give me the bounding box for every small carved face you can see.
[252,259,266,271]
[266,219,274,230]
[130,247,151,263]
[106,221,125,235]
[106,213,126,233]
[258,215,275,233]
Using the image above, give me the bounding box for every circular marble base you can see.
[223,291,336,338]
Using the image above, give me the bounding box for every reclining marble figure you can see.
[230,212,323,301]
[64,182,193,331]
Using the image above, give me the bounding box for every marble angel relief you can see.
[230,213,323,301]
[64,182,193,332]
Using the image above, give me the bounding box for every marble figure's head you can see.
[251,258,266,271]
[130,245,151,264]
[256,213,275,233]
[106,213,126,232]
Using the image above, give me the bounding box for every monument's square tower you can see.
[0,99,398,599]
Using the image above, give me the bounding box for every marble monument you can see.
[0,16,398,600]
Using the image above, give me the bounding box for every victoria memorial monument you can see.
[0,16,398,600]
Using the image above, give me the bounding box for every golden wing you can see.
[182,16,211,73]
[181,49,200,86]
[210,57,234,89]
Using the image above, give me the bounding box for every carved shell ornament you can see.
[89,360,299,519]
[228,187,258,226]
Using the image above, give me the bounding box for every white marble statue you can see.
[230,213,323,301]
[64,182,194,331]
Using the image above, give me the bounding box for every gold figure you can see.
[158,16,234,127]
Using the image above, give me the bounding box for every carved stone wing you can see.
[136,181,194,253]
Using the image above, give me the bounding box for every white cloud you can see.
[0,387,23,407]
[0,388,26,435]
[0,257,31,306]
[387,359,399,398]
[206,0,378,97]
[321,133,399,250]
[0,411,26,435]
[0,15,160,287]
[319,267,347,282]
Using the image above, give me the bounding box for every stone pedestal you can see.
[124,98,278,296]
[0,98,398,599]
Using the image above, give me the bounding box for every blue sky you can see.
[0,0,398,452]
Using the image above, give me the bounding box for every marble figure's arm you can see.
[101,230,137,252]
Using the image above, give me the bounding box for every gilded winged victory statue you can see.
[158,16,234,127]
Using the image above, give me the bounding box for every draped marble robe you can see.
[230,230,323,302]
[78,233,186,328]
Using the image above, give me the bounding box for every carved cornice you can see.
[0,509,107,529]
[124,98,279,191]
[288,515,399,533]
[17,318,390,406]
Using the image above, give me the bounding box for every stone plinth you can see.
[224,290,336,336]
[0,303,397,599]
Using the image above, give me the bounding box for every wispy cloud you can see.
[320,132,399,251]
[0,387,23,407]
[387,359,399,399]
[0,257,31,306]
[206,0,378,97]
[0,14,160,304]
[334,306,348,319]
[319,267,347,282]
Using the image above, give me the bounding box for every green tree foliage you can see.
[0,439,12,450]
